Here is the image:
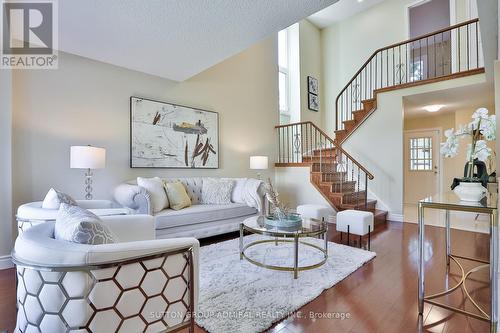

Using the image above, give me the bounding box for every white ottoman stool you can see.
[336,209,374,250]
[297,204,335,222]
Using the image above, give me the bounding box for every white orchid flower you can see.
[467,140,492,162]
[444,128,454,138]
[472,107,489,120]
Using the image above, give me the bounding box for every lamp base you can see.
[84,169,93,200]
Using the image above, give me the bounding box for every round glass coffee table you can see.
[239,215,328,279]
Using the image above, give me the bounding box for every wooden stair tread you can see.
[339,199,377,210]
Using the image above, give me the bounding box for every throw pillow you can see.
[42,188,78,209]
[137,177,169,213]
[164,182,191,210]
[55,203,116,245]
[223,178,247,203]
[202,178,234,204]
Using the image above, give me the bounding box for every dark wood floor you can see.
[1,221,491,333]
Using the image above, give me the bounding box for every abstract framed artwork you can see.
[307,76,318,95]
[130,96,219,168]
[308,93,319,112]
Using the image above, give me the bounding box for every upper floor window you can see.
[278,29,290,124]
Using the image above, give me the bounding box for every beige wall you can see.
[0,70,13,262]
[275,167,331,208]
[299,20,323,127]
[8,36,278,256]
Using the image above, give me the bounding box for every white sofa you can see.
[12,214,199,333]
[114,177,265,239]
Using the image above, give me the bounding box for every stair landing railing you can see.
[336,18,482,131]
[275,121,374,209]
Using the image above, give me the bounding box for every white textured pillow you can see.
[223,178,247,203]
[201,178,234,205]
[137,177,169,213]
[42,188,77,209]
[55,204,116,245]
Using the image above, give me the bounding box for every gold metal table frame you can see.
[418,192,498,332]
[239,216,328,279]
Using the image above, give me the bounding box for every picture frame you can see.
[130,96,219,168]
[308,76,318,95]
[308,93,319,112]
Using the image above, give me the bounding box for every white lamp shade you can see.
[70,146,106,169]
[250,156,268,170]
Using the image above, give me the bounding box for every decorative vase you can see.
[265,213,302,227]
[453,182,487,202]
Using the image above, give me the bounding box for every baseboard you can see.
[387,213,404,222]
[0,255,13,270]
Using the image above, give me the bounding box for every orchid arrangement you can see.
[440,108,496,180]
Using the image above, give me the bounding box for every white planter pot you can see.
[453,182,487,202]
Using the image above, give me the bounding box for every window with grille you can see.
[409,137,432,171]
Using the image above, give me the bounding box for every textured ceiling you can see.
[58,0,338,81]
[308,0,384,28]
[403,82,494,119]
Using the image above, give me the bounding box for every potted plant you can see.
[440,108,496,201]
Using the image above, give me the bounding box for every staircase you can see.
[275,121,388,226]
[334,18,483,144]
[275,19,485,225]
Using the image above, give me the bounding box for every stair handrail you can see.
[335,18,481,131]
[275,121,374,180]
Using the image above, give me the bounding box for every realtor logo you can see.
[1,0,58,69]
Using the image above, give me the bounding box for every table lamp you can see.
[250,156,268,180]
[70,145,106,200]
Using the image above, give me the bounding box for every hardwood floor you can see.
[0,221,491,333]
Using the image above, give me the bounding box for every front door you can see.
[404,129,440,204]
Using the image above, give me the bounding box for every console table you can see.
[417,192,498,332]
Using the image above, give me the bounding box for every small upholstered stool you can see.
[336,209,374,250]
[297,204,335,222]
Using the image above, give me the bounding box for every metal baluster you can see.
[419,39,421,81]
[411,41,414,81]
[467,23,470,71]
[369,59,372,97]
[434,35,437,78]
[392,47,395,86]
[278,128,281,163]
[398,45,401,84]
[356,166,360,210]
[441,32,444,76]
[386,49,388,88]
[364,174,368,209]
[426,37,429,79]
[458,27,461,72]
[406,43,408,83]
[475,21,479,68]
[286,126,290,163]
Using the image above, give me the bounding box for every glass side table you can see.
[418,192,498,332]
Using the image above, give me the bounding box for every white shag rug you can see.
[196,234,376,333]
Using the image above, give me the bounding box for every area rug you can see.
[195,234,376,333]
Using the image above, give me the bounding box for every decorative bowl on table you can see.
[265,213,302,228]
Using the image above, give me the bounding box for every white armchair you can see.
[12,214,199,333]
